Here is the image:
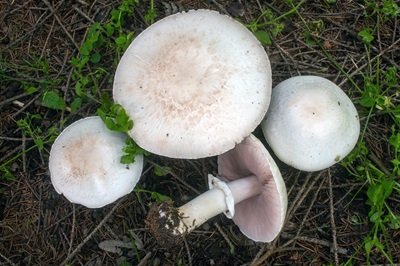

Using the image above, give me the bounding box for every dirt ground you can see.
[1,0,399,265]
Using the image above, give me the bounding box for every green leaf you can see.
[99,92,113,110]
[364,78,380,94]
[359,96,376,107]
[0,166,15,180]
[144,8,157,24]
[70,97,82,113]
[358,28,374,45]
[308,19,324,32]
[24,86,38,94]
[120,154,135,164]
[367,183,383,206]
[359,79,381,107]
[42,91,66,110]
[150,191,171,203]
[154,165,172,176]
[254,30,272,46]
[105,23,115,37]
[389,132,400,150]
[384,66,398,88]
[87,23,101,38]
[75,76,89,96]
[369,211,380,223]
[90,52,102,64]
[382,0,399,17]
[364,238,374,256]
[80,42,93,56]
[116,107,129,126]
[103,117,119,131]
[381,179,395,200]
[391,158,400,175]
[99,105,129,132]
[303,31,317,46]
[35,138,44,151]
[115,35,127,46]
[70,56,80,68]
[110,9,122,25]
[367,179,394,206]
[120,137,145,164]
[373,238,384,251]
[71,55,89,71]
[387,214,400,229]
[341,141,369,167]
[271,22,284,37]
[125,32,135,47]
[74,81,83,97]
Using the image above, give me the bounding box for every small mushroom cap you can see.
[261,76,360,171]
[218,135,287,242]
[49,116,143,208]
[113,9,272,159]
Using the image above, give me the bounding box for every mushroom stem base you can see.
[146,175,261,247]
[146,202,183,247]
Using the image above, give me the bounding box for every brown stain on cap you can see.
[133,33,232,127]
[62,134,108,183]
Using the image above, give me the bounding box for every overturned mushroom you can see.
[49,116,144,208]
[113,10,272,159]
[147,135,287,246]
[261,76,360,172]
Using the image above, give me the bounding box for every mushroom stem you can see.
[176,175,261,234]
[227,175,263,203]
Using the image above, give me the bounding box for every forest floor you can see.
[1,0,399,265]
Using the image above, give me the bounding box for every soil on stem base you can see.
[146,202,185,247]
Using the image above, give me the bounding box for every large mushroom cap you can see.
[262,76,360,172]
[49,116,144,208]
[218,135,287,242]
[113,9,272,159]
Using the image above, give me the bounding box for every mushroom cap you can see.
[49,116,144,208]
[218,134,287,242]
[261,76,360,172]
[113,9,272,159]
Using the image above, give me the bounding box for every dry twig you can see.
[5,1,65,48]
[61,201,121,265]
[41,0,80,51]
[281,232,348,255]
[328,170,339,265]
[214,222,235,254]
[183,236,193,266]
[67,205,76,256]
[0,251,17,266]
[250,171,324,266]
[295,174,326,237]
[137,252,152,266]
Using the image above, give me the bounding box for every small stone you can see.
[202,223,210,231]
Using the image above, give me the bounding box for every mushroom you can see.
[147,135,287,246]
[49,116,144,208]
[113,9,272,159]
[261,76,360,172]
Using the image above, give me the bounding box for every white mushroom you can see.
[113,10,272,159]
[49,116,144,208]
[261,76,360,172]
[147,135,287,246]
